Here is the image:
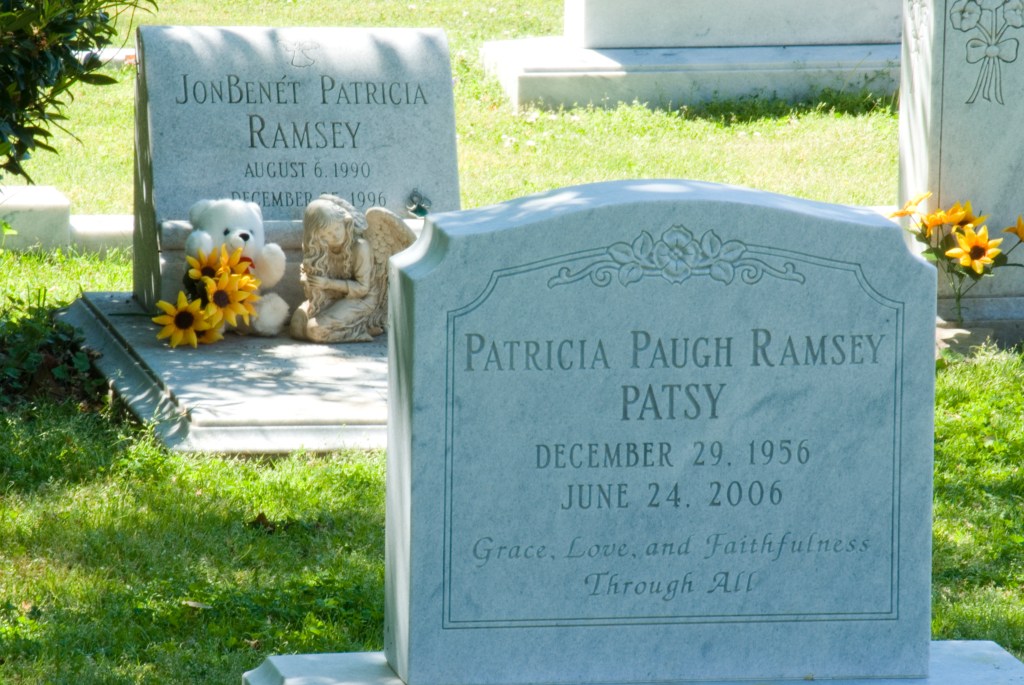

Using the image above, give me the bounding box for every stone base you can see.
[481,37,899,110]
[243,642,1024,685]
[937,296,1024,348]
[69,214,133,254]
[58,292,387,454]
[0,185,71,250]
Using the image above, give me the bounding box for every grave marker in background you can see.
[900,0,1024,331]
[133,25,459,311]
[483,0,901,110]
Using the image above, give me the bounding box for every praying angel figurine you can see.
[289,194,415,343]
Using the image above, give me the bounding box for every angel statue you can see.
[289,194,416,343]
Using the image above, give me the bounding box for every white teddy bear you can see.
[185,198,290,336]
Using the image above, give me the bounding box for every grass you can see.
[0,0,1019,683]
[932,346,1024,656]
[0,416,386,683]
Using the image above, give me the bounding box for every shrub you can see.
[0,0,156,181]
[0,288,105,405]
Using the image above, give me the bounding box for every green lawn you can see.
[1,1,1021,683]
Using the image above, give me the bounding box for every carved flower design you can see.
[609,231,658,285]
[1007,0,1024,27]
[951,0,983,30]
[549,225,803,291]
[652,227,697,283]
[699,231,747,284]
[950,0,1022,103]
[605,226,750,285]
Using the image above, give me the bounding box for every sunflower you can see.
[948,200,988,229]
[185,248,223,283]
[202,272,260,328]
[218,246,252,276]
[196,324,225,345]
[890,191,932,219]
[152,291,212,348]
[1003,215,1024,241]
[946,224,1003,275]
[921,205,968,238]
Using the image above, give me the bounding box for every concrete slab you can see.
[243,642,1024,685]
[0,185,71,250]
[58,292,387,454]
[69,214,133,253]
[482,37,899,110]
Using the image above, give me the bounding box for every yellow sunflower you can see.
[186,245,250,283]
[922,205,968,238]
[1004,215,1024,241]
[950,200,988,229]
[218,246,252,276]
[946,224,1003,275]
[186,248,222,283]
[890,191,932,219]
[203,272,260,328]
[152,291,211,348]
[196,324,225,345]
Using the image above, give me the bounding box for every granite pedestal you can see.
[243,642,1024,685]
[58,292,387,454]
[482,38,899,110]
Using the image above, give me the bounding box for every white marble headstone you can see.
[386,180,935,684]
[566,0,902,49]
[133,25,457,310]
[136,25,458,221]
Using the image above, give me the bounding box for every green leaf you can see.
[78,72,117,86]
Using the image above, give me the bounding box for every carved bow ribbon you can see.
[966,37,1020,63]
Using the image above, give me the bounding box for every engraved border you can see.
[441,233,904,630]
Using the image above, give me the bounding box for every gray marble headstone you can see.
[900,0,1024,324]
[133,25,457,310]
[386,180,936,684]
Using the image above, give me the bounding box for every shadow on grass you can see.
[0,430,386,683]
[672,88,898,126]
[0,400,133,493]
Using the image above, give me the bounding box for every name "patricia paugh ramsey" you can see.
[462,329,888,372]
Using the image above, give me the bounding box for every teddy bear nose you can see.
[239,232,250,242]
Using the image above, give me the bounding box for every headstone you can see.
[482,1,900,110]
[384,180,936,683]
[133,25,458,311]
[900,0,1024,332]
[565,0,901,48]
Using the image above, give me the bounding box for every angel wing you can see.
[364,207,417,333]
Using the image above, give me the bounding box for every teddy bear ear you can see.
[188,199,215,226]
[247,202,264,222]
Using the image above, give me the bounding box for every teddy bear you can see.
[184,198,290,336]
